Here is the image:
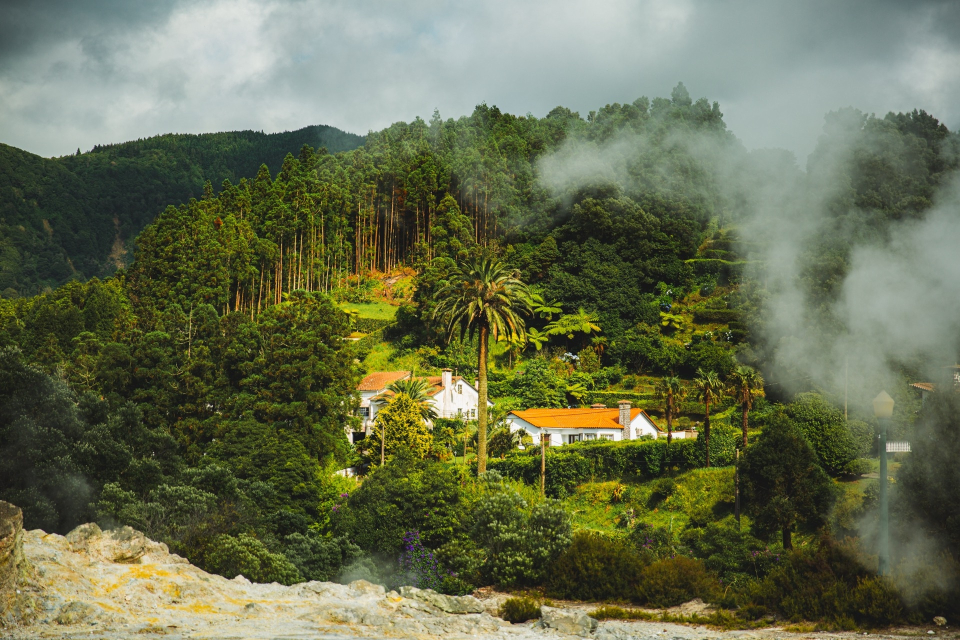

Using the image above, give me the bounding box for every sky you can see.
[2,0,959,162]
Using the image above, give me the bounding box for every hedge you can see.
[684,259,749,284]
[486,439,701,498]
[355,317,394,333]
[691,309,740,324]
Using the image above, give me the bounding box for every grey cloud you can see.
[1,0,960,157]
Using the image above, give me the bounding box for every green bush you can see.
[786,393,868,477]
[283,533,364,582]
[487,439,701,496]
[205,533,302,585]
[750,541,905,627]
[638,556,719,607]
[694,422,738,467]
[471,486,572,587]
[332,452,464,553]
[691,309,740,324]
[547,531,645,601]
[499,597,542,623]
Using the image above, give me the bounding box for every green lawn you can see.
[338,301,398,320]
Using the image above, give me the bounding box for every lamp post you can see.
[540,430,548,496]
[873,391,895,576]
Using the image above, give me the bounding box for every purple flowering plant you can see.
[398,531,443,591]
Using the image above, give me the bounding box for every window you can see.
[456,409,463,418]
[457,383,463,394]
[357,407,369,418]
[599,434,613,441]
[584,434,597,441]
[470,408,476,418]
[568,434,582,444]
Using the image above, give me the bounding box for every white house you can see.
[351,369,491,443]
[505,401,662,446]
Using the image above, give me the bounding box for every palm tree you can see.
[526,327,549,351]
[727,365,764,447]
[655,376,686,443]
[433,256,532,473]
[546,307,601,340]
[693,368,723,467]
[387,377,439,422]
[530,293,562,320]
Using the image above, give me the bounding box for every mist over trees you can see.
[2,84,960,621]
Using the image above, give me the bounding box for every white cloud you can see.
[0,0,958,158]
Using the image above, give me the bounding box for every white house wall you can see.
[505,416,623,446]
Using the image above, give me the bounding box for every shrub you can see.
[332,452,464,554]
[750,540,905,627]
[397,531,444,590]
[471,487,572,587]
[547,531,645,601]
[638,556,719,607]
[282,533,363,582]
[205,533,302,585]
[691,308,740,324]
[499,597,542,623]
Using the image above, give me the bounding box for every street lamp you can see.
[873,391,894,576]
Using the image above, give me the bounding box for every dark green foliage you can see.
[680,517,772,585]
[487,439,701,496]
[741,413,834,548]
[499,597,542,623]
[470,480,572,587]
[897,391,960,555]
[283,533,363,582]
[693,422,738,467]
[638,556,720,607]
[750,541,904,627]
[0,127,363,296]
[786,393,870,476]
[691,308,740,324]
[205,533,303,585]
[547,531,645,601]
[332,453,464,554]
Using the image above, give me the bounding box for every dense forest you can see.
[0,124,364,297]
[2,84,960,625]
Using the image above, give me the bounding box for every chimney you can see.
[618,400,632,439]
[442,368,452,390]
[591,403,606,409]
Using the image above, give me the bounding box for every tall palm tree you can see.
[727,365,764,447]
[693,368,723,467]
[387,377,439,421]
[654,376,686,443]
[433,256,532,473]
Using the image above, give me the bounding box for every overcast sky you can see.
[2,0,959,162]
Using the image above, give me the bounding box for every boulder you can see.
[0,501,23,596]
[65,523,178,565]
[0,501,40,626]
[55,601,97,625]
[398,585,485,614]
[539,605,598,636]
[934,616,947,627]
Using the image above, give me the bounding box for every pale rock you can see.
[399,585,485,613]
[54,600,97,625]
[934,616,947,626]
[539,605,598,636]
[348,578,386,597]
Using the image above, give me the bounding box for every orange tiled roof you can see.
[911,382,935,392]
[509,408,662,431]
[357,371,411,391]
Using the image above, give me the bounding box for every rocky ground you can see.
[0,501,956,640]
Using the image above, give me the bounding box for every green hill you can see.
[0,125,364,297]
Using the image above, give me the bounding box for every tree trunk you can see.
[704,394,711,468]
[666,393,673,443]
[477,323,490,474]
[742,401,749,447]
[540,432,547,496]
[782,526,792,550]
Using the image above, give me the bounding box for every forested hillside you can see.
[0,125,364,297]
[2,86,960,624]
